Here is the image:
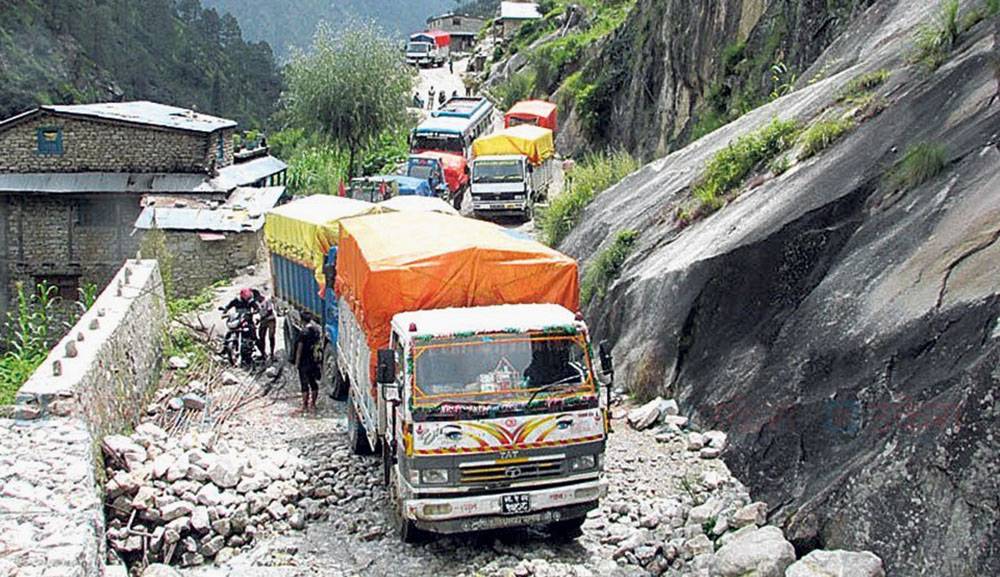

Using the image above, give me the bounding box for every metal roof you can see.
[393,304,576,339]
[415,115,474,134]
[0,156,286,195]
[15,101,237,133]
[500,2,542,20]
[134,186,286,232]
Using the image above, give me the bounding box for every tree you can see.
[283,21,413,179]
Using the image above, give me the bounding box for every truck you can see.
[504,100,558,131]
[333,211,610,541]
[406,31,450,67]
[406,152,469,210]
[469,124,555,220]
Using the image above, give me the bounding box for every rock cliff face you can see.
[558,0,876,159]
[563,1,1000,575]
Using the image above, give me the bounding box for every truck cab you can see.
[369,304,608,539]
[470,154,535,218]
[407,152,469,210]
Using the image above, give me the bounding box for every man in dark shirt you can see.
[253,289,276,361]
[295,313,322,414]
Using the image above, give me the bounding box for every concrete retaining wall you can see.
[0,259,167,577]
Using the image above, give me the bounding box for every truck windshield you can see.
[473,160,523,183]
[407,42,430,53]
[408,162,438,181]
[412,135,465,155]
[412,333,595,408]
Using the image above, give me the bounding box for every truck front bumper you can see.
[472,199,529,215]
[403,479,606,534]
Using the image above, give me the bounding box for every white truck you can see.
[470,125,555,220]
[406,31,451,67]
[333,211,610,541]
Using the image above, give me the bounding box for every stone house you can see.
[497,1,542,39]
[0,101,287,319]
[426,13,487,52]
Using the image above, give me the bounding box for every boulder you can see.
[221,371,240,386]
[181,393,206,411]
[167,398,184,411]
[703,430,728,450]
[209,456,242,488]
[715,526,795,577]
[684,534,714,557]
[731,502,768,528]
[152,455,173,479]
[199,535,226,558]
[132,486,157,511]
[160,501,194,522]
[142,564,182,577]
[191,506,211,533]
[688,499,723,525]
[626,397,664,430]
[786,550,885,577]
[196,483,221,507]
[686,432,705,451]
[167,356,190,370]
[103,435,148,469]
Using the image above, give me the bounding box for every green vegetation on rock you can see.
[540,150,639,247]
[798,117,856,161]
[581,230,638,306]
[889,143,948,190]
[837,70,890,104]
[913,0,961,69]
[693,118,801,211]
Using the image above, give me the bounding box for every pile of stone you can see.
[102,423,321,567]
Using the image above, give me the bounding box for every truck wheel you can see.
[347,390,373,455]
[547,516,585,541]
[322,342,347,400]
[389,465,423,543]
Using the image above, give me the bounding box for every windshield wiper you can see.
[526,374,583,407]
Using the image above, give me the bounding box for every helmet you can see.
[239,288,252,301]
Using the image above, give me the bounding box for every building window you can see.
[452,17,462,26]
[216,137,225,163]
[77,199,115,227]
[33,274,80,301]
[36,127,63,156]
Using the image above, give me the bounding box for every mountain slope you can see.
[563,1,1000,575]
[0,0,281,127]
[201,0,455,60]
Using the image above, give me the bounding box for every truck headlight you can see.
[420,469,449,484]
[570,455,596,471]
[423,503,452,516]
[513,194,525,200]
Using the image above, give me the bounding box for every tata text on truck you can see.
[406,31,450,67]
[334,212,609,541]
[470,124,555,220]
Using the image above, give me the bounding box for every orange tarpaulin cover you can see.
[505,100,558,131]
[336,212,580,379]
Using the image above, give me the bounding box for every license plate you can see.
[504,203,518,209]
[500,494,531,515]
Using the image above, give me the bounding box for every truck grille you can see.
[458,455,563,484]
[476,193,516,201]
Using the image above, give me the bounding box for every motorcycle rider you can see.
[220,288,260,355]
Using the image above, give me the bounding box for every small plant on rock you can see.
[836,69,890,104]
[912,0,961,70]
[580,230,639,306]
[797,117,856,161]
[888,142,948,190]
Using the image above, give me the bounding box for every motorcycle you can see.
[221,308,257,368]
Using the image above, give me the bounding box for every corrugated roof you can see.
[134,186,286,232]
[209,156,287,191]
[39,101,236,133]
[500,2,542,20]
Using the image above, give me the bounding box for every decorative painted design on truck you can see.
[412,409,603,456]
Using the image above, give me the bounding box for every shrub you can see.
[797,117,855,160]
[0,283,60,404]
[836,69,890,104]
[889,142,948,190]
[692,118,801,212]
[540,150,639,246]
[581,230,638,305]
[488,69,538,112]
[913,0,960,70]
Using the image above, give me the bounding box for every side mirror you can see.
[381,382,401,404]
[376,349,396,384]
[598,340,613,376]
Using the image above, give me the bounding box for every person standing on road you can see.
[428,86,435,110]
[295,313,322,414]
[253,288,276,361]
[448,57,454,74]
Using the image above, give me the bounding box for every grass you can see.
[912,0,961,70]
[0,283,60,404]
[488,69,538,112]
[888,143,948,190]
[539,150,639,246]
[836,70,890,104]
[167,280,228,319]
[580,230,638,305]
[797,117,856,161]
[692,118,801,212]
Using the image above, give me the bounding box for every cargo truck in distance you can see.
[333,212,609,541]
[470,124,555,220]
[406,31,450,67]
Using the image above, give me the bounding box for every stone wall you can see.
[1,260,167,577]
[166,230,264,297]
[0,113,233,173]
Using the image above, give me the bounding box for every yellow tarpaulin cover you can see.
[264,195,375,287]
[472,124,555,165]
[336,212,580,379]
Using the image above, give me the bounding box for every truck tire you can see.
[322,342,347,400]
[389,464,422,543]
[347,390,373,455]
[547,516,585,541]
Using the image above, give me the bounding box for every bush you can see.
[0,283,60,404]
[797,117,855,160]
[489,69,538,111]
[913,0,960,70]
[540,150,639,246]
[692,118,801,212]
[889,142,948,190]
[581,230,638,305]
[836,69,890,104]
